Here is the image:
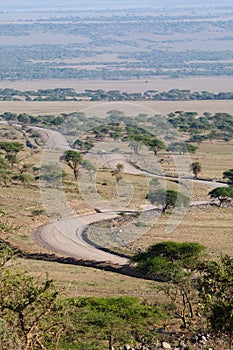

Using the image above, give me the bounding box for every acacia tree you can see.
[147,137,166,155]
[190,161,201,179]
[209,187,233,207]
[131,241,205,328]
[61,150,83,180]
[167,141,198,155]
[223,169,233,187]
[168,141,187,155]
[73,139,94,152]
[0,240,65,350]
[0,142,24,168]
[147,189,190,213]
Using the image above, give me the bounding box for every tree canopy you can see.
[190,162,201,179]
[61,150,83,180]
[209,186,233,206]
[147,189,190,213]
[223,169,233,187]
[131,241,205,282]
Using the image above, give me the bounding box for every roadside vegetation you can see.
[1,238,232,349]
[0,107,232,349]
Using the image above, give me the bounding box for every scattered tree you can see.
[209,187,233,207]
[73,139,94,152]
[190,162,201,179]
[198,255,233,349]
[168,141,187,154]
[128,140,141,154]
[147,137,166,155]
[0,142,24,168]
[61,150,83,180]
[147,189,190,213]
[132,241,205,328]
[223,169,233,187]
[186,143,198,154]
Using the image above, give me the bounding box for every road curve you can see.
[32,126,227,265]
[35,212,128,265]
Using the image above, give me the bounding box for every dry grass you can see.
[130,206,233,259]
[13,257,159,300]
[1,76,233,93]
[195,143,233,179]
[1,100,233,116]
[1,123,233,297]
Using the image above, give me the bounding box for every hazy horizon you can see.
[2,0,233,11]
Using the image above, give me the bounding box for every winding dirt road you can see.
[33,127,227,265]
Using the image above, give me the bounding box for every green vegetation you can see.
[2,88,233,101]
[147,189,190,213]
[223,169,233,187]
[190,162,202,179]
[0,5,233,82]
[0,105,233,348]
[198,255,233,349]
[209,187,233,207]
[60,150,83,180]
[209,169,233,206]
[0,241,165,350]
[1,235,233,349]
[0,140,38,187]
[132,241,233,345]
[131,241,204,281]
[60,296,164,350]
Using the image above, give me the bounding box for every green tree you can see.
[147,189,190,213]
[190,161,201,179]
[168,141,187,154]
[132,241,205,328]
[61,150,83,180]
[73,139,94,152]
[223,169,233,187]
[11,174,34,187]
[0,242,65,350]
[209,187,233,207]
[189,134,206,145]
[186,143,198,154]
[17,113,30,125]
[62,296,163,350]
[0,142,24,168]
[198,255,233,349]
[147,137,166,155]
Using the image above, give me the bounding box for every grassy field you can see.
[0,117,232,298]
[1,100,233,116]
[1,77,233,94]
[130,206,233,258]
